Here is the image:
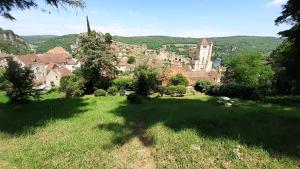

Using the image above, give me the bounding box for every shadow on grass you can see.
[99,96,300,159]
[0,97,88,135]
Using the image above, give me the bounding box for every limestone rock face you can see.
[0,27,32,54]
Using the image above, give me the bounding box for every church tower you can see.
[191,39,213,72]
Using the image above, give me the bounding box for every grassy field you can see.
[0,91,300,168]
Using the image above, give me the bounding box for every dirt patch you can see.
[115,121,156,169]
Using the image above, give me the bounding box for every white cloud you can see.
[266,0,287,7]
[128,10,140,17]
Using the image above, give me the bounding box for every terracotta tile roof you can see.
[53,67,72,77]
[17,55,41,65]
[39,53,75,65]
[47,47,71,55]
[199,39,210,46]
[46,63,58,70]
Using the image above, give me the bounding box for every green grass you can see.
[0,92,300,168]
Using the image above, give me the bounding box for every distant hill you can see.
[24,34,78,53]
[0,28,32,55]
[22,35,58,42]
[24,34,282,62]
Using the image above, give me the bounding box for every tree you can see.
[105,33,113,44]
[73,31,117,94]
[168,74,189,86]
[127,56,136,64]
[134,65,161,96]
[0,0,85,20]
[272,0,300,94]
[4,58,36,103]
[222,53,274,87]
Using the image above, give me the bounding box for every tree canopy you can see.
[0,0,85,20]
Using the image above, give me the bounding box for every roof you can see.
[39,53,76,65]
[17,55,41,65]
[199,39,210,46]
[47,47,71,55]
[46,63,58,70]
[53,67,72,77]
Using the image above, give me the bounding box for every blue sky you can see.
[0,0,291,37]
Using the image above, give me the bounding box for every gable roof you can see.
[199,39,210,46]
[17,55,41,65]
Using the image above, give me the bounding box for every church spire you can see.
[86,16,91,35]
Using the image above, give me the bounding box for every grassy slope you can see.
[0,92,299,168]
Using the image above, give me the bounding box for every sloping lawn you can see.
[0,91,300,168]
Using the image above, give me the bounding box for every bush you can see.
[112,77,136,90]
[94,89,107,97]
[60,75,85,97]
[127,93,142,104]
[157,85,167,96]
[167,85,177,96]
[168,74,189,86]
[127,56,136,64]
[107,86,118,96]
[134,65,161,96]
[194,79,214,93]
[166,85,187,97]
[176,85,187,97]
[205,85,221,96]
[4,58,37,103]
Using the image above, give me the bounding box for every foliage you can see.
[59,74,85,97]
[0,0,85,20]
[126,93,142,104]
[166,85,187,97]
[127,56,136,64]
[107,86,118,96]
[94,89,107,97]
[134,65,161,96]
[0,67,5,84]
[222,52,274,88]
[157,85,167,96]
[105,33,113,44]
[194,79,214,93]
[168,74,189,86]
[3,58,36,103]
[73,31,117,94]
[112,77,136,90]
[27,35,282,61]
[205,83,269,100]
[271,0,300,95]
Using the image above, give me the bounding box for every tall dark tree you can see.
[0,0,85,20]
[4,58,36,103]
[73,31,117,94]
[271,0,300,94]
[86,16,91,35]
[105,33,113,44]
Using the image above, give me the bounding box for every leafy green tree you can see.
[271,0,300,94]
[0,0,85,20]
[4,58,36,103]
[134,65,161,96]
[222,53,274,87]
[127,56,136,64]
[73,31,117,94]
[105,33,113,44]
[168,74,189,86]
[0,67,5,84]
[59,74,85,97]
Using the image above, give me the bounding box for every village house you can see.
[46,65,72,87]
[190,39,213,72]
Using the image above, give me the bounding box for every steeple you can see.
[86,16,91,35]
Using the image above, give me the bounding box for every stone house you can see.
[46,66,72,87]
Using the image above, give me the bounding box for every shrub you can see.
[167,85,177,96]
[205,85,221,96]
[119,89,126,96]
[168,74,189,86]
[112,77,136,90]
[127,56,136,64]
[60,75,85,97]
[4,58,36,103]
[127,93,142,104]
[176,85,187,97]
[94,89,107,97]
[157,85,167,96]
[194,79,214,93]
[134,65,161,96]
[107,86,118,96]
